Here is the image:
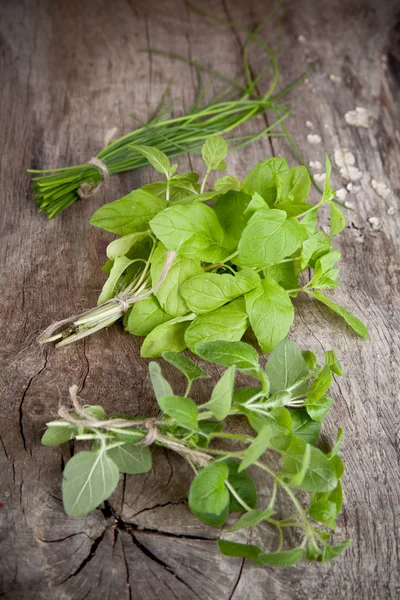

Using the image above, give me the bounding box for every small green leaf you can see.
[244,192,268,215]
[202,135,228,171]
[41,424,77,446]
[214,190,251,249]
[307,290,369,339]
[306,395,333,422]
[162,351,208,384]
[189,462,230,517]
[242,157,288,206]
[245,279,294,352]
[309,499,337,529]
[321,155,336,203]
[126,295,173,337]
[265,339,309,394]
[275,166,311,216]
[195,340,260,377]
[307,366,333,403]
[229,508,274,532]
[239,425,274,471]
[282,438,337,493]
[218,540,263,561]
[148,361,173,400]
[300,231,332,270]
[62,451,120,517]
[202,366,235,420]
[290,409,321,444]
[325,350,343,376]
[141,316,193,358]
[317,540,351,563]
[301,350,317,371]
[330,203,346,236]
[256,548,304,567]
[225,458,257,512]
[214,175,241,194]
[106,231,149,260]
[106,444,152,475]
[98,256,137,304]
[158,395,198,430]
[131,145,171,177]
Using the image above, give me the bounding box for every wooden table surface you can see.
[1,0,399,598]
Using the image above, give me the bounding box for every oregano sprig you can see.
[43,339,350,567]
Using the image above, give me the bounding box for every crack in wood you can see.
[18,351,48,452]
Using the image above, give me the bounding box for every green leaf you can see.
[90,190,167,235]
[238,208,307,269]
[309,250,341,290]
[202,135,228,171]
[301,350,317,370]
[131,145,171,177]
[84,406,105,419]
[106,231,149,260]
[307,290,369,339]
[229,507,274,532]
[290,409,321,444]
[264,260,299,293]
[282,438,338,493]
[330,202,346,236]
[309,499,337,529]
[62,451,120,517]
[245,279,294,352]
[125,295,173,337]
[300,209,318,234]
[141,316,193,358]
[214,190,251,248]
[256,548,304,567]
[214,175,241,193]
[244,192,268,216]
[195,340,260,378]
[225,458,257,512]
[115,429,146,444]
[158,395,198,430]
[275,166,311,216]
[151,241,202,317]
[265,339,309,394]
[218,540,263,561]
[329,428,344,457]
[317,540,351,563]
[300,231,332,270]
[184,298,249,352]
[180,270,258,315]
[162,351,208,384]
[321,154,336,203]
[233,387,262,405]
[202,366,235,420]
[306,395,333,422]
[324,349,343,376]
[149,361,173,400]
[242,157,288,206]
[42,424,77,446]
[239,425,274,471]
[189,462,230,517]
[106,444,152,475]
[307,366,333,403]
[150,203,227,262]
[97,256,136,304]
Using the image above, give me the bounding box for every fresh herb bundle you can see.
[27,6,310,219]
[40,138,368,354]
[43,339,349,566]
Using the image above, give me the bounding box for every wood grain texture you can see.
[1,0,399,598]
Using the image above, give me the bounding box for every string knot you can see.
[77,157,110,199]
[142,418,159,445]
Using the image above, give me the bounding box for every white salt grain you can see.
[387,206,396,216]
[368,216,382,230]
[307,134,322,144]
[309,160,322,170]
[336,188,348,201]
[371,179,391,199]
[340,165,362,181]
[344,107,370,128]
[346,183,361,194]
[334,148,356,168]
[314,173,326,183]
[306,120,314,128]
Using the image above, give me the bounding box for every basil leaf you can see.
[330,203,346,235]
[317,540,351,563]
[98,256,136,304]
[218,540,263,561]
[158,395,198,430]
[309,250,341,290]
[202,366,235,420]
[321,155,336,203]
[238,208,307,268]
[151,242,202,317]
[162,351,208,384]
[307,290,369,338]
[242,157,288,206]
[188,462,230,517]
[125,295,173,337]
[180,269,258,315]
[141,316,193,358]
[214,175,241,193]
[149,361,173,400]
[300,231,332,270]
[131,145,171,177]
[244,192,268,216]
[202,135,228,171]
[275,166,311,216]
[106,231,149,260]
[245,279,294,352]
[264,260,299,293]
[306,395,333,422]
[150,203,228,262]
[41,424,77,446]
[309,499,337,529]
[184,298,249,352]
[62,450,120,517]
[106,444,152,475]
[255,548,304,567]
[265,339,309,394]
[214,190,251,248]
[324,350,343,376]
[195,340,260,377]
[90,189,167,235]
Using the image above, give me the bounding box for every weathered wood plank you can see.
[0,0,399,598]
